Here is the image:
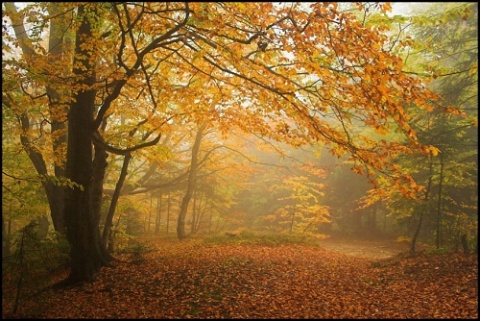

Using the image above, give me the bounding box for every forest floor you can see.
[2,237,478,319]
[316,237,408,259]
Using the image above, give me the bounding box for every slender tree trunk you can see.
[100,121,160,244]
[303,216,317,233]
[102,153,132,248]
[369,203,377,232]
[435,154,444,249]
[194,197,206,234]
[191,190,197,234]
[177,124,206,240]
[155,194,162,234]
[209,201,213,234]
[410,154,435,255]
[166,193,171,234]
[474,232,478,255]
[215,216,221,233]
[147,193,154,233]
[383,209,387,232]
[92,145,114,261]
[290,206,296,233]
[410,211,424,255]
[461,233,469,254]
[2,215,11,258]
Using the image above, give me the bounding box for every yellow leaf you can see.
[426,145,440,156]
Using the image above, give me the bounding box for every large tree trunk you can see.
[63,5,109,285]
[177,124,206,240]
[46,187,66,234]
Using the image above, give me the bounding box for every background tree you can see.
[3,2,74,234]
[359,2,478,253]
[267,165,330,234]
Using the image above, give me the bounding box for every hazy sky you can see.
[390,2,437,16]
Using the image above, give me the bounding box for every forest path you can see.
[317,237,408,260]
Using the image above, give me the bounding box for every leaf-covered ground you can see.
[316,238,407,259]
[4,240,478,319]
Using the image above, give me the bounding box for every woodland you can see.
[2,2,478,319]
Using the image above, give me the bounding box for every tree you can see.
[177,123,206,240]
[269,165,330,234]
[358,3,478,252]
[3,2,446,284]
[3,2,73,234]
[418,3,478,252]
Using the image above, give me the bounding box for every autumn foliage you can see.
[3,238,477,319]
[3,2,446,199]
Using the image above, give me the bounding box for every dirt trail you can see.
[317,238,408,260]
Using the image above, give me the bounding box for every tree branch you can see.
[92,130,161,155]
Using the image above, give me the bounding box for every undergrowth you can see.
[2,224,70,316]
[202,230,326,246]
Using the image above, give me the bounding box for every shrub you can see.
[2,225,70,316]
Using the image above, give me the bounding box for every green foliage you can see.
[39,175,84,190]
[1,147,49,225]
[427,247,449,255]
[119,241,153,264]
[106,219,134,252]
[368,2,478,249]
